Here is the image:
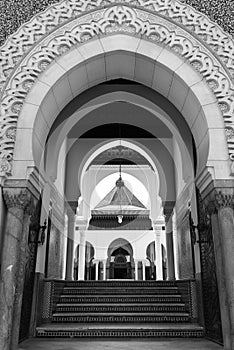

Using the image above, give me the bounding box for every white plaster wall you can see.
[76,230,155,261]
[53,137,67,195]
[173,135,186,196]
[65,138,104,200]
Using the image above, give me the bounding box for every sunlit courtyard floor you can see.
[19,338,223,350]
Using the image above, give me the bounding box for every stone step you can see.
[37,280,200,340]
[59,294,182,304]
[62,287,180,295]
[55,303,186,313]
[64,281,178,288]
[36,323,204,338]
[52,312,190,323]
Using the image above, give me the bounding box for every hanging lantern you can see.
[117,214,123,224]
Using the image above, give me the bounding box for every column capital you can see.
[152,218,165,226]
[214,190,234,210]
[141,259,149,266]
[3,187,34,211]
[77,218,88,231]
[93,259,99,265]
[199,185,234,215]
[153,224,162,233]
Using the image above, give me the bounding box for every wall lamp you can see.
[38,220,47,245]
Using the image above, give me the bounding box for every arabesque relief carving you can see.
[214,190,234,209]
[3,188,33,210]
[1,0,234,175]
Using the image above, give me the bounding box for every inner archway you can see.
[107,238,134,280]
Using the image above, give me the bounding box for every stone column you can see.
[172,212,179,280]
[199,183,234,350]
[210,207,231,349]
[164,204,175,280]
[0,188,33,350]
[10,200,36,350]
[65,203,77,280]
[102,260,107,281]
[134,260,138,280]
[142,260,146,281]
[154,224,163,280]
[214,189,234,350]
[78,230,86,280]
[93,260,99,281]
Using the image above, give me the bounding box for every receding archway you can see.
[13,38,229,349]
[10,36,229,182]
[74,241,95,280]
[1,2,234,348]
[107,238,134,279]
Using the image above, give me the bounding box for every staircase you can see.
[36,280,204,338]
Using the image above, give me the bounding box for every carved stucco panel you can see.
[1,0,234,88]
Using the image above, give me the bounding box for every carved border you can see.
[1,0,234,175]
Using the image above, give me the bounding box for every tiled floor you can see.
[19,338,223,350]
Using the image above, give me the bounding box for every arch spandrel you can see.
[0,0,233,179]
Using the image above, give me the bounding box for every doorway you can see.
[109,247,133,279]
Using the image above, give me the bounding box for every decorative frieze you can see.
[1,0,233,49]
[214,190,234,210]
[181,0,234,37]
[200,187,234,214]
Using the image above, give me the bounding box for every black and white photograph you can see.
[0,1,233,349]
